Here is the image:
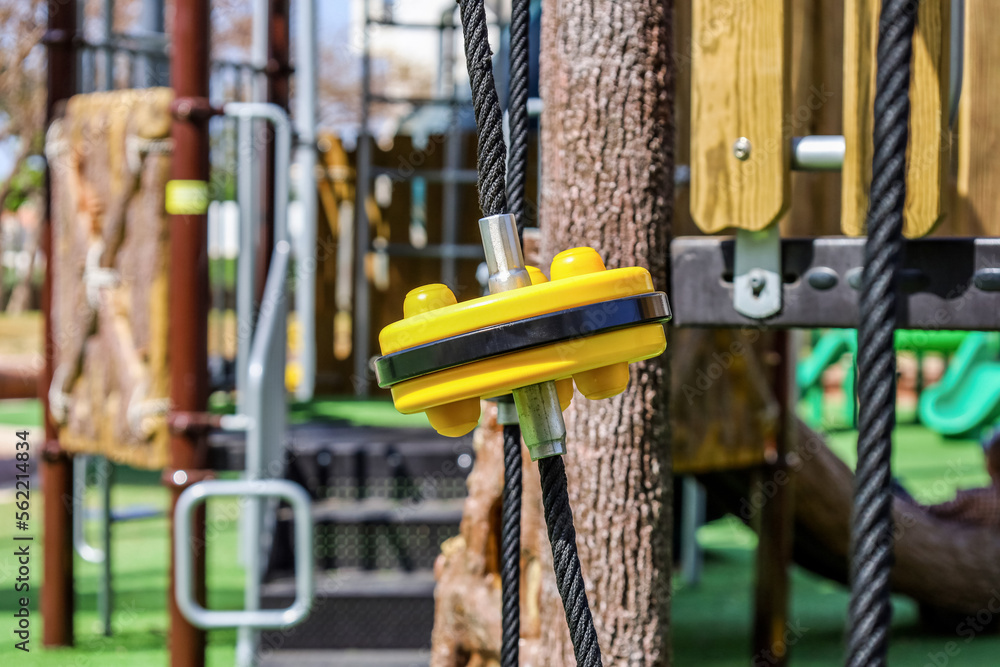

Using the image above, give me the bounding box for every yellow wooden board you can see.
[956,1,1000,237]
[690,0,791,234]
[841,0,950,238]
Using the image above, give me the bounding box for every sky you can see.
[0,133,17,183]
[325,1,350,35]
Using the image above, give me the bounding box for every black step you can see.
[260,649,430,667]
[279,497,465,524]
[208,424,474,500]
[261,569,436,650]
[269,497,463,573]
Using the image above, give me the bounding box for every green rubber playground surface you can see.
[1,400,997,665]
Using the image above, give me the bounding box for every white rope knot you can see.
[125,135,174,175]
[48,363,72,425]
[127,380,171,440]
[44,119,70,164]
[84,240,120,310]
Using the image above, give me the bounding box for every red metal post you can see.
[255,0,292,302]
[40,0,77,647]
[167,0,212,664]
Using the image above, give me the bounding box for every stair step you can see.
[265,568,436,597]
[270,506,459,573]
[208,424,474,489]
[261,570,436,650]
[278,497,464,525]
[260,649,430,667]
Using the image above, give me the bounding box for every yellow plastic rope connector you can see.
[378,247,667,438]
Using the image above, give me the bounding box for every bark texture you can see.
[535,0,675,664]
[430,330,779,667]
[432,2,674,660]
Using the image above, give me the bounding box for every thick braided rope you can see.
[538,456,604,667]
[847,1,916,665]
[501,423,522,667]
[506,0,530,234]
[458,0,508,217]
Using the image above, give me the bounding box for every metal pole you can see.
[789,135,846,171]
[680,476,705,585]
[237,116,257,415]
[73,456,105,564]
[224,102,292,667]
[93,7,117,637]
[293,0,318,402]
[99,458,114,636]
[167,0,211,664]
[102,0,114,89]
[354,0,373,395]
[251,0,268,306]
[752,331,796,667]
[440,15,460,290]
[137,0,168,87]
[256,0,291,303]
[41,0,77,647]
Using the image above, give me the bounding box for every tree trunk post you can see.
[538,0,675,663]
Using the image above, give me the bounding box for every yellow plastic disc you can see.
[378,247,669,436]
[379,265,654,354]
[390,323,666,414]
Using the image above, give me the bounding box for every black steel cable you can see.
[458,3,520,665]
[506,0,530,235]
[501,0,530,662]
[458,2,601,663]
[500,422,522,666]
[848,1,916,665]
[458,0,508,218]
[538,456,603,667]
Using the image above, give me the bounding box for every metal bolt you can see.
[733,137,752,161]
[479,214,567,459]
[749,269,767,297]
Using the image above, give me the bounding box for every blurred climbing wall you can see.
[47,88,174,469]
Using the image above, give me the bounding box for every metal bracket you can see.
[170,96,223,121]
[733,226,782,319]
[167,410,223,436]
[672,236,1000,330]
[174,479,314,630]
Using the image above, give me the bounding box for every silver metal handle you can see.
[224,102,291,417]
[72,456,105,564]
[174,479,314,630]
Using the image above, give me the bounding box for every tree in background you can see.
[0,0,46,211]
[0,0,46,310]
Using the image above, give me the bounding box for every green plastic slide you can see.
[797,329,978,430]
[918,332,1000,437]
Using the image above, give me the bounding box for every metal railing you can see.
[174,104,313,667]
[227,103,291,415]
[174,478,313,630]
[71,457,111,637]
